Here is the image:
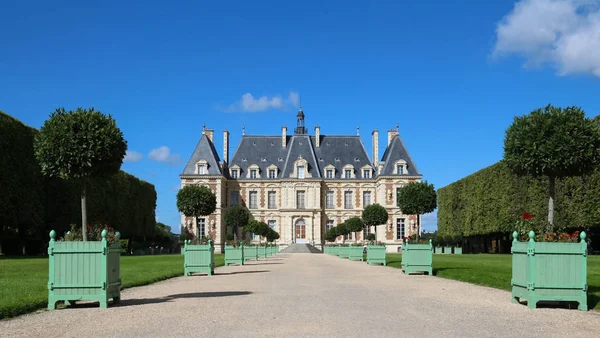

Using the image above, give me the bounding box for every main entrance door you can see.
[295,219,307,243]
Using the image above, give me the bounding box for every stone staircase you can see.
[279,243,322,253]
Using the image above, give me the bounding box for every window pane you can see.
[250,191,257,209]
[344,191,352,209]
[396,219,405,240]
[297,191,305,209]
[268,191,276,209]
[197,218,205,237]
[345,170,351,179]
[229,191,239,206]
[298,166,305,179]
[232,170,238,178]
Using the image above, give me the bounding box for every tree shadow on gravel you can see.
[116,291,252,307]
[253,262,284,265]
[215,270,269,275]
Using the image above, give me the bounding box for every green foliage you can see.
[62,223,119,244]
[224,205,251,237]
[336,223,349,236]
[176,185,217,218]
[397,181,437,215]
[366,233,376,241]
[362,204,388,228]
[34,107,127,180]
[325,228,338,242]
[345,217,364,233]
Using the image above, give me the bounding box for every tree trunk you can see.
[416,215,420,241]
[81,181,88,241]
[548,175,555,231]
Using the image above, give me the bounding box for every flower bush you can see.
[515,212,583,242]
[403,234,429,244]
[62,222,119,244]
[188,236,210,245]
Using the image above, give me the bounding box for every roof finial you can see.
[356,125,360,135]
[242,125,246,135]
[203,124,206,131]
[396,124,399,131]
[299,95,303,111]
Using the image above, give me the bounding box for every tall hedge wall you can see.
[437,161,600,238]
[0,111,157,245]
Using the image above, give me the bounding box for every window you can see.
[344,231,354,241]
[363,191,371,206]
[268,191,276,209]
[250,169,257,179]
[249,191,258,209]
[229,191,239,206]
[197,218,206,238]
[364,224,371,237]
[326,169,333,178]
[344,191,353,209]
[363,169,370,178]
[396,219,405,240]
[296,190,305,209]
[344,169,352,179]
[198,165,206,175]
[326,220,334,232]
[231,170,238,179]
[397,165,404,175]
[268,220,276,230]
[298,166,305,179]
[269,169,276,178]
[325,191,334,209]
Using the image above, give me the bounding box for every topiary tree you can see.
[176,185,217,238]
[266,228,279,243]
[224,205,251,240]
[361,203,389,240]
[504,105,600,230]
[34,107,127,241]
[396,181,437,240]
[345,217,364,243]
[325,228,338,242]
[336,222,349,243]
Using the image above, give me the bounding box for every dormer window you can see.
[196,160,208,175]
[363,169,370,178]
[230,164,241,179]
[269,169,276,178]
[326,169,333,179]
[291,156,312,179]
[394,160,407,175]
[232,170,238,179]
[250,170,257,178]
[397,165,404,175]
[342,164,355,179]
[345,170,351,179]
[246,164,261,179]
[298,166,305,179]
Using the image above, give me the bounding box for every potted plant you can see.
[47,224,122,309]
[453,235,463,254]
[401,236,432,275]
[366,239,386,266]
[442,235,453,254]
[183,236,214,276]
[243,242,258,262]
[432,236,443,254]
[225,240,244,266]
[348,242,364,261]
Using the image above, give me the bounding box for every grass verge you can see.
[384,253,600,310]
[0,254,224,319]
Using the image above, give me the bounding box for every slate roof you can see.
[228,136,290,178]
[311,135,372,179]
[380,134,421,176]
[181,134,222,176]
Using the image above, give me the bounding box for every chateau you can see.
[180,108,423,252]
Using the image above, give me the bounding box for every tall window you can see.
[268,220,276,230]
[326,220,334,232]
[198,165,206,175]
[268,191,276,209]
[229,191,239,206]
[249,191,258,209]
[396,219,405,240]
[296,190,305,209]
[325,191,334,209]
[231,169,238,179]
[397,165,404,175]
[298,166,305,179]
[363,169,370,178]
[197,218,206,238]
[326,169,333,178]
[269,169,276,178]
[345,169,352,179]
[344,191,353,209]
[250,169,257,179]
[363,191,372,206]
[364,224,371,237]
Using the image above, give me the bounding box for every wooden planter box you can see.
[339,246,349,259]
[266,245,273,257]
[434,246,443,254]
[454,247,463,255]
[183,240,214,276]
[511,231,588,310]
[443,246,453,254]
[367,245,387,265]
[225,245,244,266]
[402,240,433,275]
[47,230,121,309]
[323,246,329,254]
[275,245,279,254]
[348,245,364,261]
[332,246,340,256]
[244,245,257,261]
[258,245,267,259]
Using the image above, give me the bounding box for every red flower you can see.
[522,213,534,220]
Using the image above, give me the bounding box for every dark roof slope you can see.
[380,134,421,176]
[311,135,372,179]
[181,134,222,176]
[282,135,321,178]
[229,136,289,178]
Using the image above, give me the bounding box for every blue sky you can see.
[2,0,599,232]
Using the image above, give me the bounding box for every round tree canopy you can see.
[362,204,388,226]
[396,181,437,215]
[176,185,217,217]
[345,217,364,233]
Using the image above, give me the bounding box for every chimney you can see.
[315,125,320,147]
[372,130,379,166]
[282,126,287,147]
[387,125,398,146]
[223,130,230,164]
[202,126,214,143]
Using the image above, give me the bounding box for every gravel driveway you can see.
[1,254,599,338]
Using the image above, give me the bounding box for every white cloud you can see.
[221,91,300,112]
[420,210,438,231]
[148,146,182,165]
[123,150,143,163]
[492,0,600,77]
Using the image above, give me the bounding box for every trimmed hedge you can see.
[0,111,156,253]
[437,161,600,238]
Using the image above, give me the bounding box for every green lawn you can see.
[0,254,224,319]
[385,253,600,310]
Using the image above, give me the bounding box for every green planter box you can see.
[275,245,279,254]
[348,245,364,261]
[511,231,588,310]
[258,245,267,259]
[47,230,122,309]
[244,245,258,261]
[339,246,349,259]
[323,246,329,254]
[443,246,453,254]
[266,245,273,257]
[332,246,339,256]
[225,245,244,266]
[454,247,463,255]
[367,245,387,265]
[434,246,443,254]
[401,240,433,275]
[183,240,214,276]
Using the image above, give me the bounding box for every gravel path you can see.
[2,254,600,338]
